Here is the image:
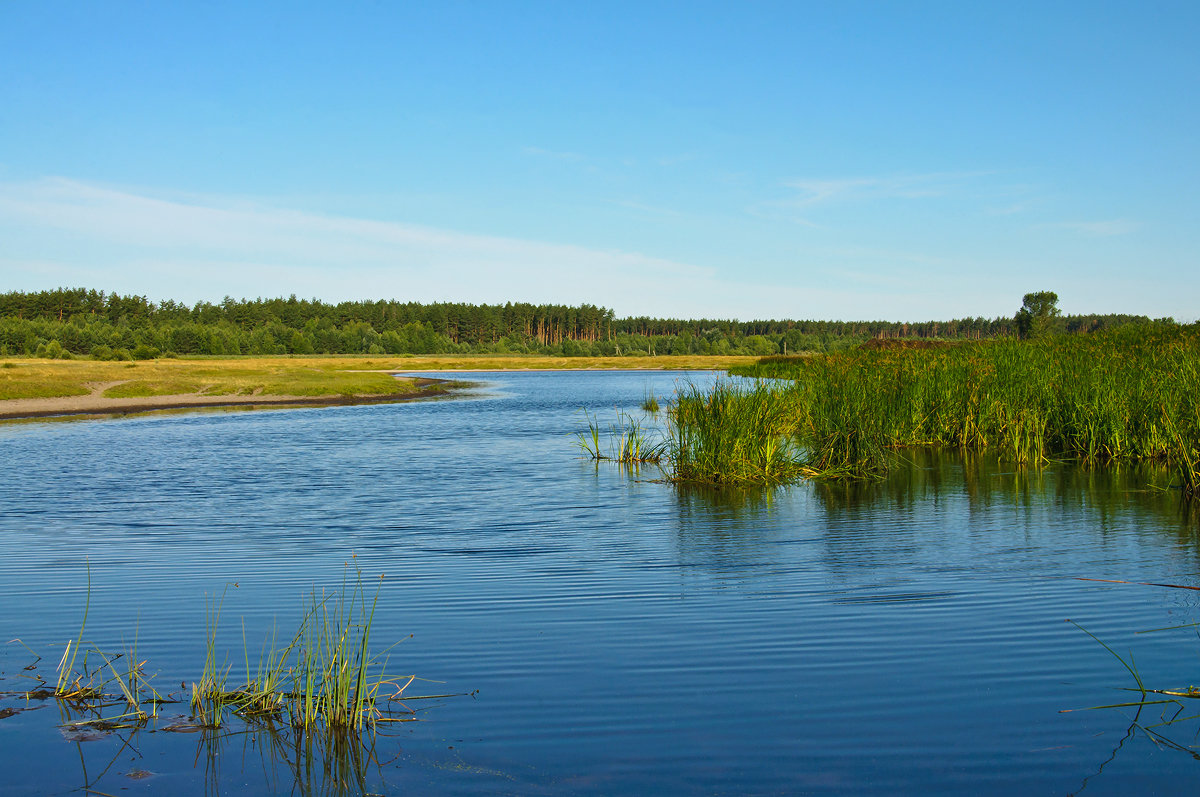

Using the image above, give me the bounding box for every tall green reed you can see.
[187,566,398,733]
[720,326,1200,488]
[576,408,667,464]
[667,381,807,485]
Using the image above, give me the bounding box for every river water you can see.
[1,370,1198,795]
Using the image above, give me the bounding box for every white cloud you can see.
[522,146,584,162]
[749,171,991,226]
[782,171,988,208]
[0,177,738,313]
[1042,219,1141,237]
[0,177,943,319]
[2,176,1148,322]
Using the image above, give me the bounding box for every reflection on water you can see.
[1,370,1198,795]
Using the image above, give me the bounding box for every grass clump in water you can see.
[575,382,807,485]
[667,382,808,485]
[190,566,411,733]
[40,563,419,736]
[577,409,667,464]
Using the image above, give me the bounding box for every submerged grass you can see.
[1065,581,1200,756]
[190,567,410,733]
[41,564,419,737]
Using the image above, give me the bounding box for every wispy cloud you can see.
[783,171,989,208]
[750,171,990,225]
[1042,219,1141,237]
[986,201,1034,216]
[606,198,683,218]
[0,177,716,308]
[522,146,584,162]
[656,151,699,167]
[0,177,966,319]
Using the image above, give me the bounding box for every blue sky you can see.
[1,1,1196,321]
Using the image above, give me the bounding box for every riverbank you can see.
[0,377,450,420]
[0,354,752,420]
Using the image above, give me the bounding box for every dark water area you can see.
[1,370,1198,795]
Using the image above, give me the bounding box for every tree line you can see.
[0,287,1171,359]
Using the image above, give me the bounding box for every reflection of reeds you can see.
[193,709,399,796]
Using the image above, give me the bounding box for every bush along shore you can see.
[588,325,1200,495]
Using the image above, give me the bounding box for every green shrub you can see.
[35,340,67,359]
[131,344,160,360]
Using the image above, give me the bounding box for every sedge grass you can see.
[576,409,668,464]
[720,328,1200,488]
[1065,582,1200,756]
[667,382,808,485]
[42,563,419,738]
[575,383,806,484]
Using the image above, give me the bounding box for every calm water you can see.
[1,370,1198,795]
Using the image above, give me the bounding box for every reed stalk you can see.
[55,560,98,699]
[576,409,667,464]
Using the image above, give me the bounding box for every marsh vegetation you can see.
[580,326,1200,497]
[724,326,1200,494]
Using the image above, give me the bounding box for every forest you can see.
[0,287,1171,360]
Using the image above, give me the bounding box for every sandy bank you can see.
[0,378,450,421]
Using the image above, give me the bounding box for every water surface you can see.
[1,370,1198,795]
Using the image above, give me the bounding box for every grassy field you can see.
[0,353,753,402]
[0,357,415,401]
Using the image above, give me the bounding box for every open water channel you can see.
[1,370,1198,795]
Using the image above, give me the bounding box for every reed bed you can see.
[722,327,1200,490]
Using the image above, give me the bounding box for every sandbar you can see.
[0,378,450,421]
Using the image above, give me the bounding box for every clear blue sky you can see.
[1,1,1196,321]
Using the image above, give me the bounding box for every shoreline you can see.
[0,377,452,421]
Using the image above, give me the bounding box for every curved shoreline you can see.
[0,378,453,421]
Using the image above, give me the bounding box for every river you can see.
[1,370,1197,795]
